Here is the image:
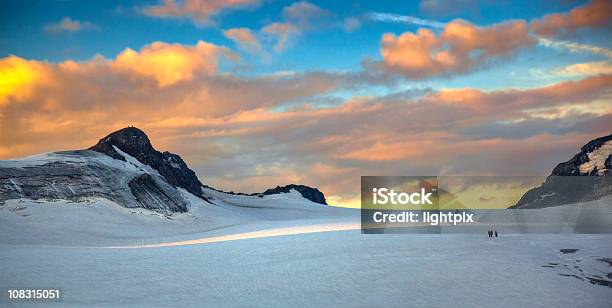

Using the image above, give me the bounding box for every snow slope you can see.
[0,231,610,307]
[0,186,356,246]
[1,185,611,307]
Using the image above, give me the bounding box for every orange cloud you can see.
[142,0,258,25]
[0,44,346,158]
[380,19,535,79]
[223,28,263,55]
[530,0,612,37]
[112,41,236,87]
[0,56,50,106]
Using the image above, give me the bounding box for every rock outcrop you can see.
[128,173,188,212]
[262,184,327,205]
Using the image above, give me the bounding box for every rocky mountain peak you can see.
[552,133,612,176]
[89,127,152,161]
[90,127,204,198]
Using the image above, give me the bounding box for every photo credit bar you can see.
[360,176,612,234]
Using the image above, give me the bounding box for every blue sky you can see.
[1,0,603,81]
[1,0,609,105]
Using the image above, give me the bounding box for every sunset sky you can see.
[1,0,611,206]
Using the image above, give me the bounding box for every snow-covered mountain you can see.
[0,127,329,214]
[511,133,612,209]
[89,127,205,198]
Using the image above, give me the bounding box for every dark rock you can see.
[89,127,204,198]
[510,133,612,209]
[128,174,187,212]
[262,184,327,205]
[559,249,579,254]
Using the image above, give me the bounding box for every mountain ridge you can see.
[0,127,330,212]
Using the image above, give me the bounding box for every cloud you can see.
[551,61,612,77]
[366,12,446,28]
[369,2,610,80]
[532,61,612,79]
[223,28,263,55]
[0,56,50,106]
[379,19,535,79]
[258,1,331,52]
[530,0,612,37]
[537,37,612,58]
[43,17,98,34]
[262,22,299,52]
[0,42,352,157]
[281,1,331,30]
[141,0,258,26]
[110,41,238,87]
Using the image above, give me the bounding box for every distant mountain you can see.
[0,127,329,213]
[510,133,612,209]
[262,184,327,205]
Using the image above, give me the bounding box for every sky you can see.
[1,0,611,207]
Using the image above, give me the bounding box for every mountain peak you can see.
[90,127,205,198]
[90,127,153,161]
[510,133,612,209]
[544,132,611,178]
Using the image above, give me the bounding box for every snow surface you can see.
[1,188,611,306]
[0,152,84,168]
[0,150,150,176]
[579,140,612,175]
